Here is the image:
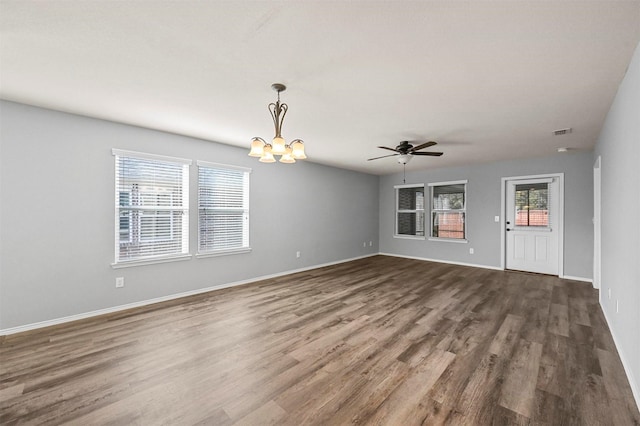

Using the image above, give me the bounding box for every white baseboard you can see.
[4,251,635,413]
[600,303,640,412]
[378,252,504,271]
[0,253,377,336]
[381,253,595,284]
[560,274,593,284]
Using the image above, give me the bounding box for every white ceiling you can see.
[1,1,639,175]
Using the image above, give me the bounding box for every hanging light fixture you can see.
[397,154,412,164]
[248,83,307,163]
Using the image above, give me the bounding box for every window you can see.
[197,161,251,256]
[395,184,425,238]
[113,149,191,265]
[515,182,549,227]
[429,180,467,240]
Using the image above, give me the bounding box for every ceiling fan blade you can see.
[367,153,399,161]
[409,141,437,152]
[412,151,443,156]
[377,146,400,153]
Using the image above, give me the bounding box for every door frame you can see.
[500,173,565,277]
[593,156,601,290]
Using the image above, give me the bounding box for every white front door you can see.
[505,177,560,275]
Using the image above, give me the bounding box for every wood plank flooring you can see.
[1,255,639,425]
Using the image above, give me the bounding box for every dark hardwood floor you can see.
[1,255,638,425]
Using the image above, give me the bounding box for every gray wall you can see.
[0,101,380,330]
[379,151,594,279]
[594,41,640,402]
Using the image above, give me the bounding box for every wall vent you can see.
[553,128,572,136]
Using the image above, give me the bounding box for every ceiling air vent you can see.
[553,128,572,136]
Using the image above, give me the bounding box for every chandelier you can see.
[248,83,307,163]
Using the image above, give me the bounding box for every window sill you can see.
[394,235,426,240]
[111,254,192,269]
[196,248,252,258]
[428,237,468,244]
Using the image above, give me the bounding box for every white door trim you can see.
[593,156,602,290]
[500,173,564,277]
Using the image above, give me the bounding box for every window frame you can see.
[394,183,426,240]
[196,160,252,258]
[428,180,468,243]
[112,149,192,268]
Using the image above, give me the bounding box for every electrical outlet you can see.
[115,277,124,288]
[369,241,372,247]
[494,216,500,222]
[296,251,301,258]
[469,248,474,254]
[616,300,619,313]
[608,288,611,300]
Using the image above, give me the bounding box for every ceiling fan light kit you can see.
[248,83,307,164]
[397,154,412,164]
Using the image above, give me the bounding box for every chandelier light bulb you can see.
[259,144,276,163]
[291,140,307,159]
[248,137,265,157]
[271,136,287,155]
[279,146,296,163]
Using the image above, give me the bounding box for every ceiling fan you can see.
[367,141,443,164]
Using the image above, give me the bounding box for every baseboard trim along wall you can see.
[3,252,633,411]
[0,254,377,336]
[601,302,640,411]
[2,252,597,337]
[380,253,593,283]
[560,274,594,284]
[378,252,504,271]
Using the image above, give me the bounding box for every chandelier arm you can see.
[268,102,279,136]
[268,102,288,139]
[277,103,287,138]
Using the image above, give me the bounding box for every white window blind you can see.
[198,161,251,255]
[113,150,190,264]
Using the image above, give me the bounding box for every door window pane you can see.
[515,183,549,227]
